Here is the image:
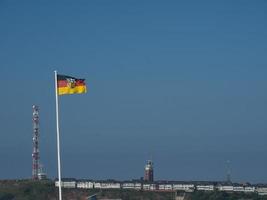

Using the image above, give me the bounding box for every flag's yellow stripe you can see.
[58,85,87,95]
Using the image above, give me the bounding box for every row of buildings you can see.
[54,160,267,195]
[55,179,267,195]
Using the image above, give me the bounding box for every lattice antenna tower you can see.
[32,105,40,180]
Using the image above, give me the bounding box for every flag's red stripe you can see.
[57,80,86,88]
[75,79,86,86]
[58,80,68,87]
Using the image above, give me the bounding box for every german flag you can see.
[57,74,87,95]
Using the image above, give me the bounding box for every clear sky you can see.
[0,1,267,183]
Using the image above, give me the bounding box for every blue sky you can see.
[0,1,267,183]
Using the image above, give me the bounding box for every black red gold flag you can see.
[57,74,87,95]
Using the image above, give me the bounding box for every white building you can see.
[233,186,245,192]
[158,184,173,191]
[196,185,214,191]
[122,182,141,190]
[100,182,121,189]
[244,186,255,193]
[173,184,194,192]
[143,184,157,191]
[122,183,135,189]
[55,180,76,188]
[217,185,234,192]
[77,181,94,189]
[256,187,267,195]
[94,182,101,189]
[134,183,142,190]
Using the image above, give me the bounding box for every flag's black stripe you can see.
[57,74,85,81]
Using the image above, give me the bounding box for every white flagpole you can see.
[54,70,62,200]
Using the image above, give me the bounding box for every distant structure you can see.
[32,105,46,180]
[144,160,154,182]
[38,164,47,180]
[226,160,231,183]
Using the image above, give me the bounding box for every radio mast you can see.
[32,105,40,180]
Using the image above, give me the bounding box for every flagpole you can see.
[54,70,62,200]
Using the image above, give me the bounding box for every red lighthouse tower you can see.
[144,160,154,182]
